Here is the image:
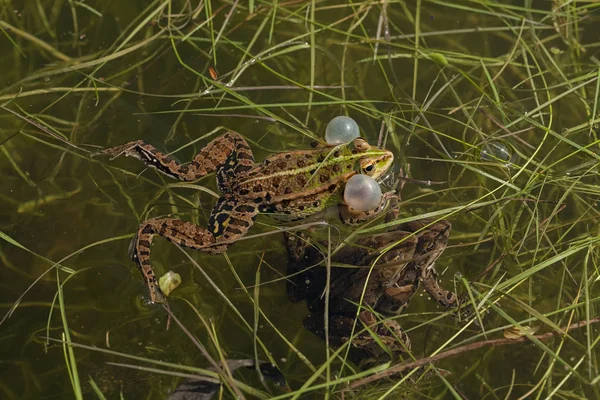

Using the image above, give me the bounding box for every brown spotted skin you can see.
[101,132,255,185]
[377,219,456,313]
[101,133,394,303]
[285,217,456,355]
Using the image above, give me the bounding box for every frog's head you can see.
[351,137,394,181]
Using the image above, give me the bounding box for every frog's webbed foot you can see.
[97,140,195,181]
[382,164,410,223]
[98,140,145,159]
[450,292,484,322]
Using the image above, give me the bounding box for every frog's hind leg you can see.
[130,198,259,303]
[100,132,254,183]
[212,133,255,194]
[207,196,260,249]
[130,218,220,303]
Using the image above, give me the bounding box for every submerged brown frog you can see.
[100,133,394,303]
[285,204,458,355]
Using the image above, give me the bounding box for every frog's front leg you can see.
[338,191,397,225]
[421,264,459,308]
[131,197,259,303]
[99,132,254,189]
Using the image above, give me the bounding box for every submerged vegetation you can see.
[1,0,600,398]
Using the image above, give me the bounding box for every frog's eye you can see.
[362,163,375,175]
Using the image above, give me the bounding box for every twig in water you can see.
[347,316,600,390]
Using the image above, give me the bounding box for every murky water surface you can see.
[1,1,599,398]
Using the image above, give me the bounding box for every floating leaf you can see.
[503,325,539,340]
[159,271,181,296]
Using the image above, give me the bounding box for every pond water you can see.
[1,1,599,398]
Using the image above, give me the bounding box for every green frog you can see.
[100,132,394,303]
[285,209,457,354]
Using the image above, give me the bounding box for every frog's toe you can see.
[150,285,168,304]
[455,302,481,323]
[100,140,145,159]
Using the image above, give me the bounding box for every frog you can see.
[285,203,457,355]
[99,132,394,303]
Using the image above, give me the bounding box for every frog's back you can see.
[231,145,355,218]
[236,147,355,195]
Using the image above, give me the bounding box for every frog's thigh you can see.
[208,196,259,247]
[209,132,255,193]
